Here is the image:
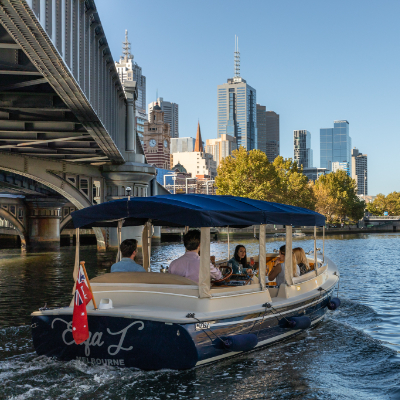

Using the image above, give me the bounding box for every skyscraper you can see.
[217,36,257,150]
[115,30,147,143]
[351,147,368,196]
[320,120,352,172]
[148,97,179,138]
[294,130,313,168]
[256,105,280,161]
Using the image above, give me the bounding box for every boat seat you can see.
[90,272,197,286]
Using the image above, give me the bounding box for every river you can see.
[1,233,400,399]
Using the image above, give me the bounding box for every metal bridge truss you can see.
[0,0,128,164]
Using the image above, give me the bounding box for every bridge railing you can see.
[366,216,400,220]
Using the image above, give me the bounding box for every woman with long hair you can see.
[293,247,310,275]
[228,244,251,274]
[268,245,300,286]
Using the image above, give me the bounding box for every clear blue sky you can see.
[96,0,400,196]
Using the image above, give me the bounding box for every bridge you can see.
[0,0,165,250]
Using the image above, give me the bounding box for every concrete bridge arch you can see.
[0,153,106,250]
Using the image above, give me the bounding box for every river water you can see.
[0,233,400,399]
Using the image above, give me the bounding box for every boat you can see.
[31,194,340,370]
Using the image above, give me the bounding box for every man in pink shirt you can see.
[168,230,222,284]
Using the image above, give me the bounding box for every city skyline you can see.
[95,0,400,195]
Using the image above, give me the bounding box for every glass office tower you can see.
[320,120,351,172]
[294,130,313,168]
[217,77,257,150]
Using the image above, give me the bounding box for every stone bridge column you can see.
[25,198,67,249]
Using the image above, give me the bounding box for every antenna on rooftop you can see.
[234,35,240,77]
[122,29,133,61]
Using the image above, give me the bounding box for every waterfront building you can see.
[320,120,352,172]
[332,161,350,176]
[302,167,327,182]
[171,137,195,154]
[171,122,217,179]
[148,97,179,138]
[294,130,313,168]
[256,105,279,161]
[205,134,237,167]
[351,147,368,195]
[142,103,170,169]
[115,30,147,144]
[217,36,257,150]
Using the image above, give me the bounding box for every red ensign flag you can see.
[72,265,93,344]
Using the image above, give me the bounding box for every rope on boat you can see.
[186,313,228,346]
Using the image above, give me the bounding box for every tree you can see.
[366,192,400,215]
[273,156,316,210]
[215,147,280,202]
[313,170,365,223]
[215,147,315,209]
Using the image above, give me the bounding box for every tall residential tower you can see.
[294,130,313,168]
[351,147,368,196]
[115,30,147,143]
[217,37,257,150]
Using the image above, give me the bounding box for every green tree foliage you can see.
[215,148,315,209]
[366,192,400,215]
[272,156,316,209]
[313,170,365,222]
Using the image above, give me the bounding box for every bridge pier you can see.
[25,198,66,250]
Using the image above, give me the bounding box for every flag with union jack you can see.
[72,265,93,344]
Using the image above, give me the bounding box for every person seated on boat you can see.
[168,229,222,283]
[268,245,300,286]
[293,247,310,275]
[228,245,253,275]
[111,239,146,273]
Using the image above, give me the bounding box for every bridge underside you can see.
[0,24,109,164]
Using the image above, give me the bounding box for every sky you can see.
[96,0,400,196]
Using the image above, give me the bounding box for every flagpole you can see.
[80,261,98,310]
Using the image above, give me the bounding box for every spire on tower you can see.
[234,35,240,77]
[194,121,204,152]
[122,30,133,61]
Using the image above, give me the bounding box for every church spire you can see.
[194,121,203,152]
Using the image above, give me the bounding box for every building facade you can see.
[256,105,279,161]
[171,122,217,179]
[142,104,170,169]
[302,167,327,182]
[171,137,195,154]
[320,120,352,172]
[351,147,368,195]
[115,30,147,144]
[217,40,257,150]
[332,161,350,175]
[205,134,237,167]
[148,97,179,138]
[294,130,313,168]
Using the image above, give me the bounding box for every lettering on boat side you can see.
[195,322,211,330]
[51,318,144,357]
[76,356,125,366]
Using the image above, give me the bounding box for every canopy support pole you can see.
[284,225,293,285]
[116,220,123,263]
[259,224,266,290]
[199,227,211,298]
[227,226,230,259]
[142,221,151,272]
[322,226,325,264]
[72,228,80,294]
[314,226,318,275]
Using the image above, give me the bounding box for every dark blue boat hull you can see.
[32,291,333,370]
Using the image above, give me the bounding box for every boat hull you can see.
[32,290,334,370]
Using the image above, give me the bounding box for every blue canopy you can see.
[70,194,325,228]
